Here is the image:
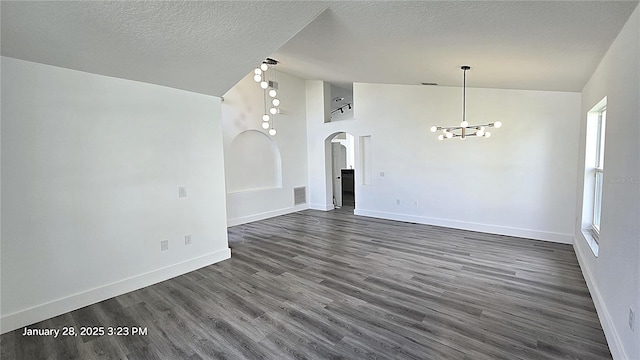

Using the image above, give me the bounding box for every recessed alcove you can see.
[328,84,354,122]
[226,130,282,193]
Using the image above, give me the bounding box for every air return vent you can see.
[294,187,306,205]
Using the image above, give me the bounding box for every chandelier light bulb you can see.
[460,136,466,141]
[430,126,438,132]
[461,120,469,128]
[254,68,262,75]
[446,132,453,139]
[260,81,269,89]
[485,132,492,138]
[443,129,448,134]
[261,121,270,129]
[494,121,502,128]
[438,135,444,141]
[253,74,262,82]
[268,89,277,98]
[262,114,270,122]
[269,128,277,136]
[260,63,269,71]
[476,130,484,137]
[269,107,277,115]
[272,99,280,106]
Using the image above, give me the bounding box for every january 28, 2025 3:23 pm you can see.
[22,326,148,338]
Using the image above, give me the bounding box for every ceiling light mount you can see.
[430,66,502,140]
[263,58,278,65]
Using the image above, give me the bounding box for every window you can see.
[592,107,606,235]
[581,97,606,256]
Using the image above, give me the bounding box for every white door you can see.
[332,143,347,207]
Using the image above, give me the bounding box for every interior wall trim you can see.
[353,209,574,244]
[308,203,335,211]
[574,236,625,360]
[0,248,231,334]
[227,204,308,227]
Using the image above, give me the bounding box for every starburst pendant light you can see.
[254,58,280,136]
[430,66,502,140]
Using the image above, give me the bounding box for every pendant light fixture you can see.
[430,66,502,140]
[254,58,280,136]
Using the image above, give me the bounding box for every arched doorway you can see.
[325,132,355,209]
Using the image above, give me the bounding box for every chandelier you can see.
[430,66,501,140]
[253,58,280,136]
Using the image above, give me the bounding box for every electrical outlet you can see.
[178,187,187,198]
[380,171,385,177]
[396,199,401,205]
[185,235,192,245]
[629,307,635,331]
[160,240,169,251]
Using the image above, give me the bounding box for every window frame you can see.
[591,107,606,240]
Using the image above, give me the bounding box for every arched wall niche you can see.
[226,130,282,193]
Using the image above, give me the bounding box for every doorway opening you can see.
[327,132,355,209]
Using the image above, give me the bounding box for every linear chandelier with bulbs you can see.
[254,58,280,136]
[430,66,502,140]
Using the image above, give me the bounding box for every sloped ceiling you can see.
[0,1,327,96]
[274,1,639,91]
[2,1,638,95]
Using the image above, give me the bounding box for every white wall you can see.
[0,57,230,333]
[573,6,640,360]
[306,80,335,210]
[306,80,581,243]
[222,71,309,225]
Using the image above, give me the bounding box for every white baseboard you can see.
[227,205,308,227]
[353,209,574,244]
[308,203,334,211]
[573,238,626,360]
[0,248,231,334]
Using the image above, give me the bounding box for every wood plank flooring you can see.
[1,207,611,359]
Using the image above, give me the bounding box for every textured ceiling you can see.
[0,1,327,96]
[2,1,638,95]
[274,1,639,91]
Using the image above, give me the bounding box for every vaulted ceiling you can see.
[2,1,638,96]
[274,1,639,91]
[1,1,326,96]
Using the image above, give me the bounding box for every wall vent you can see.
[294,187,306,205]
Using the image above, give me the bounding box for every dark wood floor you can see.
[1,207,611,359]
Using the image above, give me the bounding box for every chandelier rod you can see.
[463,68,466,122]
[462,65,470,122]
